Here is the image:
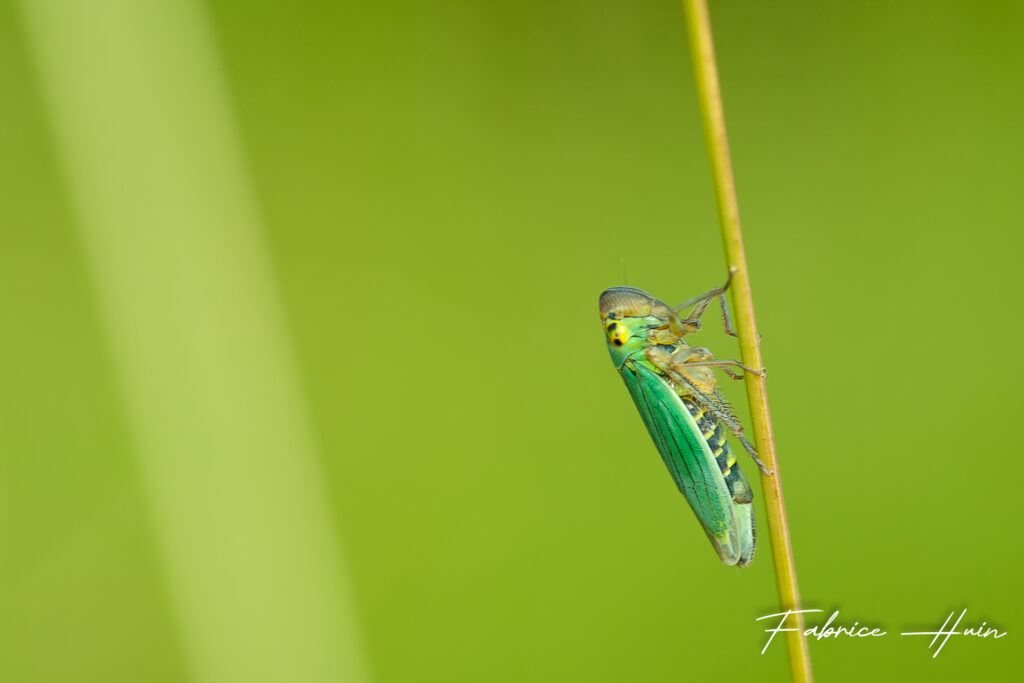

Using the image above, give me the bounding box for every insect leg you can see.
[736,434,767,471]
[673,267,736,313]
[682,380,774,477]
[718,288,738,338]
[673,359,765,378]
[648,343,764,379]
[647,347,773,476]
[719,366,744,380]
[673,268,744,338]
[717,290,763,343]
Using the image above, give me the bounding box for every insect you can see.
[599,269,770,566]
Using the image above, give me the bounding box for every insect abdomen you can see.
[682,398,753,505]
[681,395,756,565]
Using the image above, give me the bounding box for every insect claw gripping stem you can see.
[739,434,774,476]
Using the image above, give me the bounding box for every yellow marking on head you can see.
[604,320,629,348]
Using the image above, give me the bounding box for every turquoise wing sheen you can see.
[619,358,746,566]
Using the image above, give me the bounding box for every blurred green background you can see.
[2,1,1022,681]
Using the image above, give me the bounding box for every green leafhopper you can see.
[599,271,769,566]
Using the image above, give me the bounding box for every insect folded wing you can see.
[623,362,744,566]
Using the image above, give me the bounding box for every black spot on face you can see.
[607,322,618,331]
[613,339,624,346]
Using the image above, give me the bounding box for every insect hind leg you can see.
[736,433,772,476]
[689,383,773,477]
[647,346,773,476]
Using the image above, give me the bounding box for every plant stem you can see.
[681,2,814,682]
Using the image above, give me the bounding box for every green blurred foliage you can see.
[2,1,1022,681]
